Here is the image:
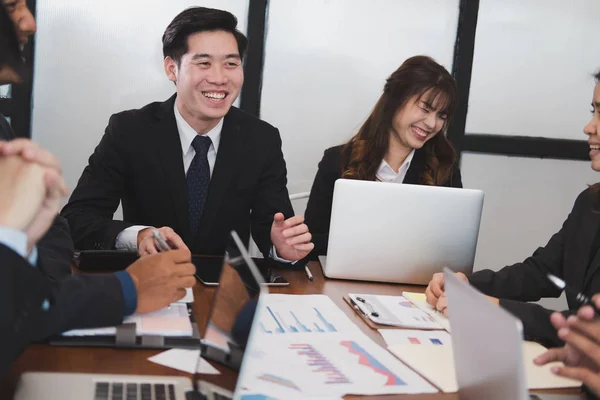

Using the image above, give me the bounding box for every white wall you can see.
[466,0,600,138]
[261,0,459,194]
[31,0,249,205]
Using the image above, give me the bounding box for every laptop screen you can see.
[199,231,268,370]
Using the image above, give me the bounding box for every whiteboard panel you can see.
[260,0,459,194]
[465,0,600,139]
[31,0,249,198]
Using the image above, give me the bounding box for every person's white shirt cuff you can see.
[115,225,151,250]
[270,245,297,264]
[0,226,37,265]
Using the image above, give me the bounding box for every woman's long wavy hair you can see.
[340,55,457,185]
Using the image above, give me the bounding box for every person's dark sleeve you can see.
[469,220,566,302]
[468,193,584,347]
[114,270,137,316]
[498,299,573,347]
[0,244,54,377]
[304,148,339,257]
[250,128,294,259]
[35,215,74,281]
[60,115,134,250]
[34,272,128,340]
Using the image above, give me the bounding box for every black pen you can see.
[547,274,600,316]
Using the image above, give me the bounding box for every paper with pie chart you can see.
[348,293,445,329]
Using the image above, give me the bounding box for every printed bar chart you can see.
[262,306,338,334]
[289,343,352,384]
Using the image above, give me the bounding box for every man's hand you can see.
[0,139,63,172]
[0,139,69,252]
[534,294,600,395]
[0,156,46,230]
[125,249,196,313]
[270,213,314,261]
[0,154,67,251]
[137,226,189,256]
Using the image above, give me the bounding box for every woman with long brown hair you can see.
[304,55,462,256]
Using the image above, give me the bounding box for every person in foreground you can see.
[0,0,71,281]
[304,55,462,256]
[61,6,313,262]
[535,294,600,398]
[0,3,196,376]
[426,70,600,347]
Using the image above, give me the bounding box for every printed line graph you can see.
[340,341,406,386]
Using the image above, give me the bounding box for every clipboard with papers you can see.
[344,292,450,331]
[48,290,200,349]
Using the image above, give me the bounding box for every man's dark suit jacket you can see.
[61,95,294,257]
[0,115,71,281]
[470,187,600,347]
[0,243,125,376]
[304,145,463,256]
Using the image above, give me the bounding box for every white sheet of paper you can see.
[239,333,437,396]
[257,294,362,335]
[388,344,457,392]
[348,294,444,330]
[402,292,451,331]
[176,288,194,303]
[388,341,581,393]
[378,329,452,347]
[148,349,219,375]
[63,303,193,337]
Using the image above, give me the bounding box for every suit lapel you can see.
[195,110,245,245]
[150,95,192,242]
[403,149,425,184]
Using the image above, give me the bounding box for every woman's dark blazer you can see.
[304,144,463,257]
[470,187,600,347]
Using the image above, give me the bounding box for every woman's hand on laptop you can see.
[425,272,468,310]
[535,294,600,394]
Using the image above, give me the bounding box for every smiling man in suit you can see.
[61,7,314,262]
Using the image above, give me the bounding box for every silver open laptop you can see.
[444,268,585,400]
[14,231,268,400]
[319,180,484,284]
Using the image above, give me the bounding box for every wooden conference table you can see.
[2,261,581,399]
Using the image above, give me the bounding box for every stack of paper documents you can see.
[237,294,438,398]
[63,302,193,337]
[387,340,581,392]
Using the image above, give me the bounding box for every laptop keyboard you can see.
[94,382,176,400]
[94,382,232,400]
